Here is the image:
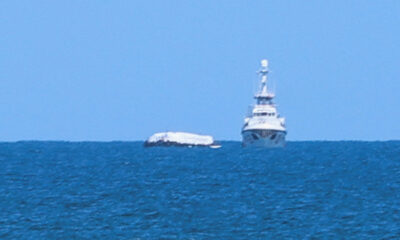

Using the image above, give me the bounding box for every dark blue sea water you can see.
[1,141,400,239]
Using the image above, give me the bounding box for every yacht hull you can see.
[241,129,286,147]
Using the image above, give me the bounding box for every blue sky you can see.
[1,1,399,141]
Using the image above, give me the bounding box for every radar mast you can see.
[254,59,274,104]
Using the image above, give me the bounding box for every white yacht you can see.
[241,59,287,147]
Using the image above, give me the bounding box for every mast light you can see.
[261,59,268,68]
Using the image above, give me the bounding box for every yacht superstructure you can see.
[241,59,286,147]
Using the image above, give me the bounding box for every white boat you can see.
[144,132,221,148]
[241,59,287,147]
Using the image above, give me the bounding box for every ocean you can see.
[1,141,400,239]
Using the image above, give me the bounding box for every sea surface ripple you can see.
[0,141,400,239]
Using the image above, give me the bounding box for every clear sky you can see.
[1,1,399,141]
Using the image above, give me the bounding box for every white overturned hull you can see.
[242,129,286,147]
[144,132,220,148]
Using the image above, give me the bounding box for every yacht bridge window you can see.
[254,112,275,116]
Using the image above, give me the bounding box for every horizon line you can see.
[0,139,399,143]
